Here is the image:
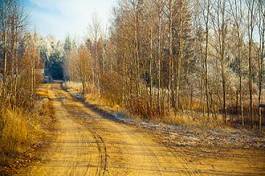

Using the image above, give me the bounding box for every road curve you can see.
[17,84,265,176]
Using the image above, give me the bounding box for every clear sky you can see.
[22,0,117,40]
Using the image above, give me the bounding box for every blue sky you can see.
[22,0,117,40]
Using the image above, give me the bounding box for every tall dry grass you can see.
[0,98,54,167]
[0,109,41,165]
[0,110,30,153]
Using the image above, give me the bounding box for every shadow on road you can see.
[60,84,125,125]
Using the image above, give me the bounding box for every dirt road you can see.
[17,84,265,176]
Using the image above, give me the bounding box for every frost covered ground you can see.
[112,112,265,149]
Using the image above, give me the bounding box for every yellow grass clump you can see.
[163,111,225,129]
[0,110,38,154]
[0,104,53,167]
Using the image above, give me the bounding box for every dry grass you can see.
[63,82,122,112]
[0,89,55,169]
[85,92,122,112]
[0,109,40,166]
[1,110,28,153]
[35,88,49,98]
[163,111,225,129]
[63,82,82,93]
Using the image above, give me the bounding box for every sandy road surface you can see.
[17,84,265,176]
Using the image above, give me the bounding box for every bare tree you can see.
[257,0,265,130]
[246,0,256,126]
[202,0,211,117]
[229,0,245,125]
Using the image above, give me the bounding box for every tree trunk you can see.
[149,27,153,115]
[204,0,210,117]
[157,10,162,115]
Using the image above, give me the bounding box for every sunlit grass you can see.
[0,109,39,166]
[0,86,54,167]
[163,111,225,129]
